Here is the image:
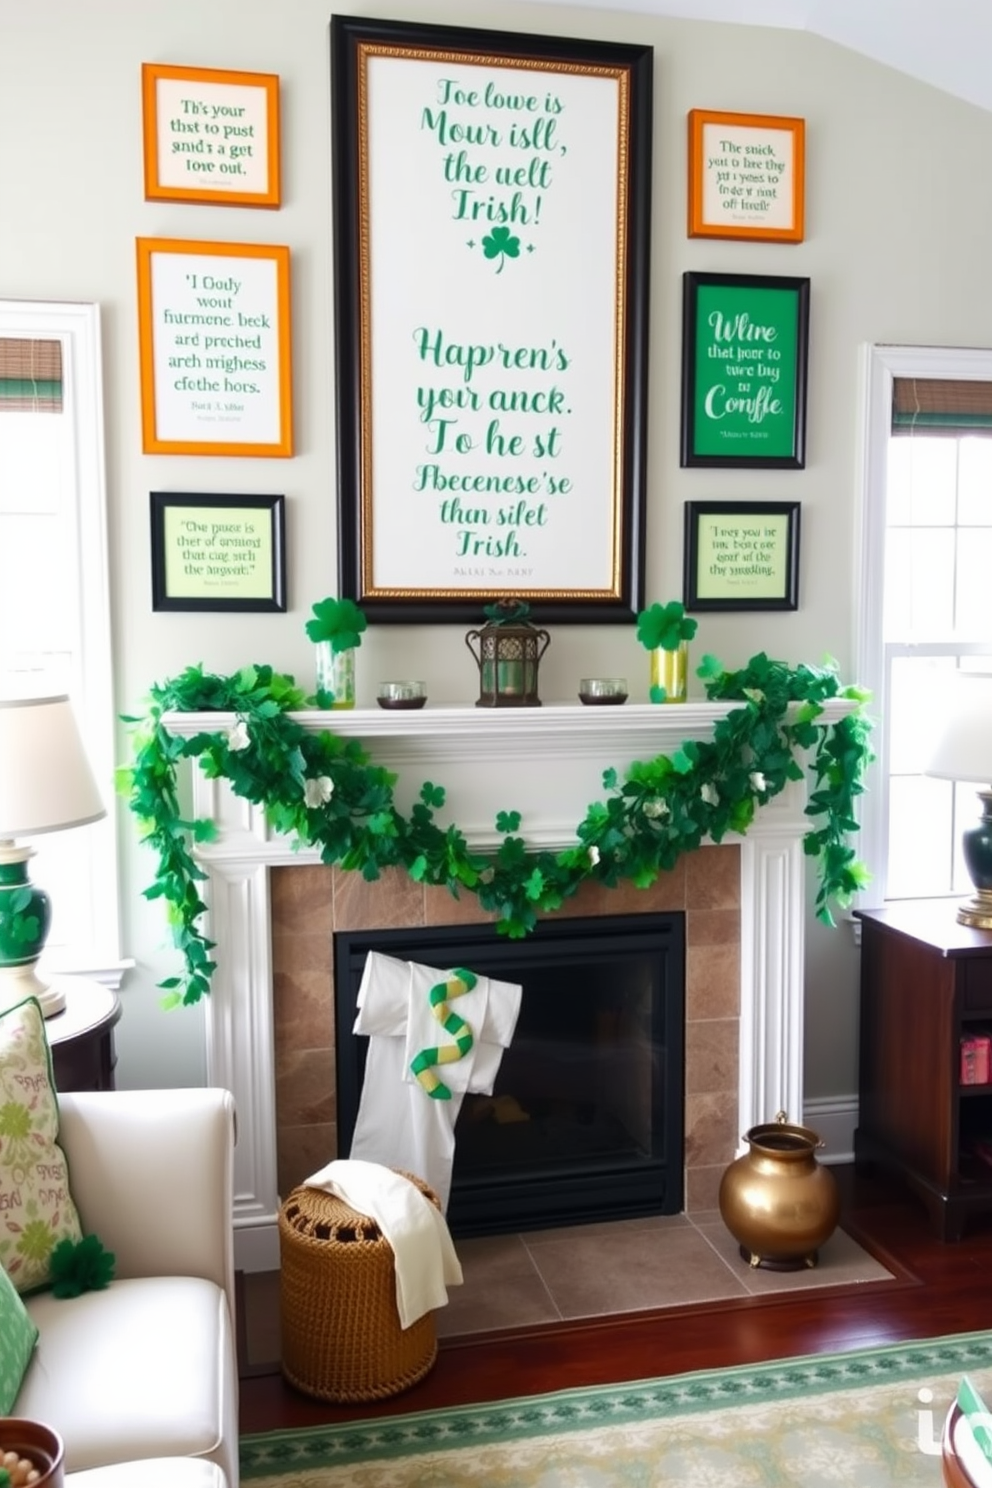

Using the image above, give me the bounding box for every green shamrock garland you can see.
[119,637,874,1010]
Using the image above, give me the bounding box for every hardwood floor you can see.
[237,1163,992,1434]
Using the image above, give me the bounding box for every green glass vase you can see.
[315,642,356,709]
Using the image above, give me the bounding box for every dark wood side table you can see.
[855,901,992,1240]
[45,978,121,1092]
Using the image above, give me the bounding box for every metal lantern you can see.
[465,603,550,707]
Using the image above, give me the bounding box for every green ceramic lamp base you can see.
[959,791,992,930]
[0,843,63,1017]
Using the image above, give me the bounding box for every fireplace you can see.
[333,915,685,1235]
[162,697,847,1270]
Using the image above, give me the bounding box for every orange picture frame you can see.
[687,109,804,244]
[136,237,293,457]
[142,62,281,208]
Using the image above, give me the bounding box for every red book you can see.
[961,1035,991,1085]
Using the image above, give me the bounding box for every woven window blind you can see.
[0,338,62,412]
[892,377,992,436]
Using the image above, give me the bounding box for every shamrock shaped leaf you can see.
[482,226,521,274]
[696,652,725,682]
[305,597,368,652]
[50,1233,116,1298]
[636,600,699,652]
[0,902,40,947]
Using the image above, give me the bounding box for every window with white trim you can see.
[858,347,992,908]
[0,301,122,982]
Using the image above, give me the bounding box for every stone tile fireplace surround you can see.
[271,852,733,1215]
[165,700,849,1271]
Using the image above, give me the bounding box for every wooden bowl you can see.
[943,1402,992,1488]
[0,1419,65,1487]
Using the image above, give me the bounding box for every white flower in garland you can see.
[226,719,251,752]
[749,771,767,793]
[304,775,335,808]
[700,782,720,808]
[587,845,600,866]
[642,797,669,820]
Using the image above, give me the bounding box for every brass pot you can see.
[718,1110,840,1270]
[0,1419,65,1487]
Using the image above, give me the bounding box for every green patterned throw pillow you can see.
[0,995,83,1292]
[0,1258,38,1411]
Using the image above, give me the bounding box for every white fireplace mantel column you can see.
[164,700,851,1270]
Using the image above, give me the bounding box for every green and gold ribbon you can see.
[409,967,478,1100]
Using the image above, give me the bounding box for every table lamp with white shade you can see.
[926,672,992,930]
[0,694,106,1016]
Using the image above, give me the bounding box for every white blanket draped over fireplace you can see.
[348,949,523,1209]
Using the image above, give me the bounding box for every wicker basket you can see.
[278,1170,441,1403]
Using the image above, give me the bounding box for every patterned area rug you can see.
[240,1329,992,1485]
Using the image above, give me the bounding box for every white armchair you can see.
[13,1087,239,1488]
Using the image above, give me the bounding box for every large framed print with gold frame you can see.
[331,15,652,623]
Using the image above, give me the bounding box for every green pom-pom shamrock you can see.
[49,1233,116,1298]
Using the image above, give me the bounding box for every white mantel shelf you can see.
[163,699,855,1270]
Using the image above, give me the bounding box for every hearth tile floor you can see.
[239,1211,894,1372]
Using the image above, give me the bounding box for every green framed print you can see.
[680,272,809,469]
[684,500,800,611]
[150,491,286,611]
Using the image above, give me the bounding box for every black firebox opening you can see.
[333,914,685,1238]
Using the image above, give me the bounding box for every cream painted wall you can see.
[3,0,991,1096]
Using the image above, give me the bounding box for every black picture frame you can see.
[680,272,810,469]
[149,491,286,612]
[684,500,801,612]
[330,15,653,624]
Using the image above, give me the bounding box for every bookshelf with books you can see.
[855,901,992,1241]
